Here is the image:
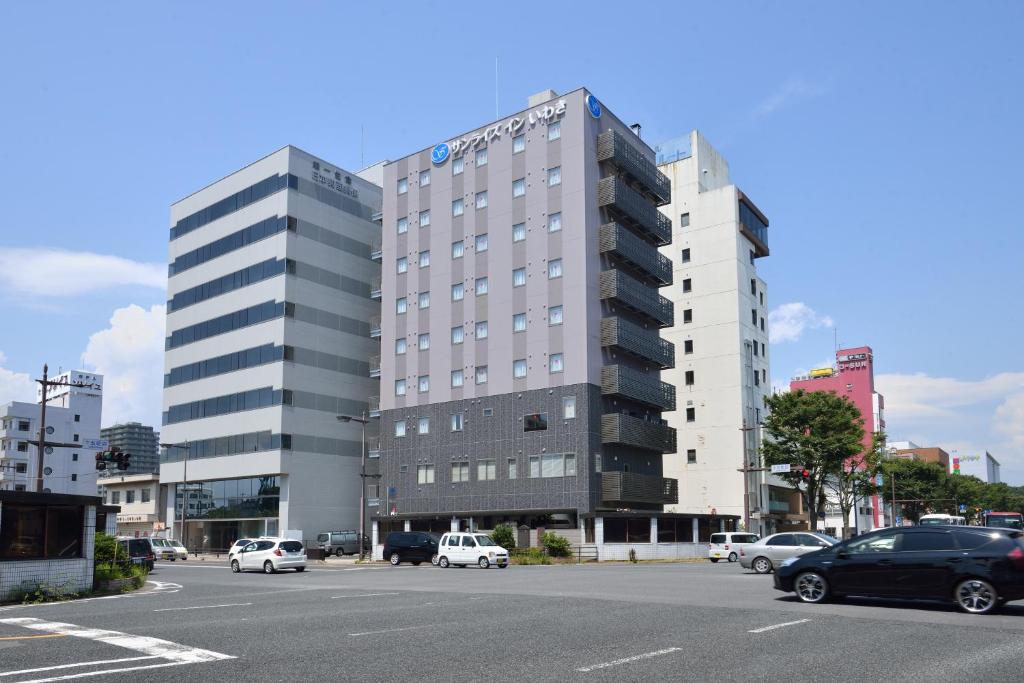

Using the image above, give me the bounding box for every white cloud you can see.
[81,304,166,427]
[0,351,36,403]
[877,372,1024,423]
[768,302,834,344]
[0,247,165,297]
[753,77,829,117]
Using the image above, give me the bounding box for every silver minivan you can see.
[316,530,366,556]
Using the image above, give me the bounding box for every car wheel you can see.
[478,557,490,569]
[955,578,999,614]
[231,560,240,573]
[752,557,773,574]
[498,562,508,569]
[295,567,305,572]
[710,558,720,563]
[431,554,439,566]
[439,556,450,568]
[389,553,401,566]
[263,561,275,574]
[728,553,738,563]
[794,571,829,604]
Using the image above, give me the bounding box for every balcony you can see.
[600,269,673,328]
[601,365,676,412]
[601,413,677,454]
[368,438,381,459]
[738,193,770,258]
[370,239,383,262]
[369,354,381,379]
[599,222,672,286]
[368,395,381,418]
[597,130,671,205]
[597,177,671,246]
[370,276,382,300]
[371,210,383,223]
[369,315,381,339]
[601,471,678,506]
[601,317,674,369]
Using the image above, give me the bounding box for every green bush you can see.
[490,524,516,550]
[94,533,119,566]
[541,531,572,558]
[511,547,551,565]
[13,582,79,604]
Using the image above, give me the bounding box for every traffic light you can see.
[801,469,811,479]
[118,451,131,471]
[95,448,131,470]
[95,451,106,470]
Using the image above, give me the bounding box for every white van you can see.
[437,532,509,569]
[919,514,966,526]
[708,532,760,563]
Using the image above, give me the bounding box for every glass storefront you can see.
[173,476,280,551]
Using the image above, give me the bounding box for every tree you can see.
[822,431,886,539]
[879,459,949,523]
[491,524,516,550]
[761,389,867,534]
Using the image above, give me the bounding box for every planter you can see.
[94,576,142,592]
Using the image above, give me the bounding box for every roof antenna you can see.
[494,56,499,119]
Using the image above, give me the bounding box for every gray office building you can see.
[100,422,160,474]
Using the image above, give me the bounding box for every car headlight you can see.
[779,557,797,568]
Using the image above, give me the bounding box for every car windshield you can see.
[474,535,497,546]
[919,518,948,526]
[813,534,839,544]
[152,539,167,546]
[235,539,252,547]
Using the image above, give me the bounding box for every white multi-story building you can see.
[657,132,791,535]
[953,452,1001,484]
[159,146,381,550]
[0,370,103,495]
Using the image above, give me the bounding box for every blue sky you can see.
[1,1,1022,479]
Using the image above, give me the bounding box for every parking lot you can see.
[2,560,1024,681]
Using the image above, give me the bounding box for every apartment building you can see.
[100,422,160,474]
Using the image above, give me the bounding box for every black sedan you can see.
[774,525,1024,614]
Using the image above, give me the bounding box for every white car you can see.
[230,538,306,574]
[149,538,178,561]
[227,538,260,563]
[165,539,188,560]
[436,532,509,569]
[708,532,760,563]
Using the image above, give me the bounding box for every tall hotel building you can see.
[160,146,381,549]
[375,89,730,552]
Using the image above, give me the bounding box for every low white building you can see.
[98,473,164,537]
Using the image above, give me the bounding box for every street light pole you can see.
[160,441,191,551]
[337,413,369,561]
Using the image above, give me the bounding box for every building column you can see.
[692,517,699,542]
[403,519,411,532]
[650,516,658,543]
[451,516,459,532]
[595,517,604,545]
[371,520,379,548]
[719,519,725,532]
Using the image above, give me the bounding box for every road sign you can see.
[387,487,397,497]
[895,516,903,526]
[770,464,791,474]
[959,504,967,513]
[983,509,992,515]
[367,498,381,508]
[83,438,109,450]
[875,473,883,486]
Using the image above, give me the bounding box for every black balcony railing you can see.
[601,365,676,412]
[599,269,673,328]
[599,222,672,286]
[601,471,678,506]
[597,177,672,246]
[601,317,674,369]
[597,130,671,205]
[601,413,677,454]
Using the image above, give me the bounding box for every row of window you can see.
[168,216,292,276]
[164,344,285,387]
[394,262,563,314]
[166,300,286,350]
[104,488,152,505]
[168,258,288,312]
[414,452,576,485]
[163,387,286,425]
[395,399,576,438]
[171,174,294,240]
[159,431,290,462]
[394,355,565,395]
[395,308,564,357]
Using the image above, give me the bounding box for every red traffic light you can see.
[801,469,810,478]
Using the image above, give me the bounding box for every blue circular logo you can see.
[586,94,601,119]
[431,142,450,165]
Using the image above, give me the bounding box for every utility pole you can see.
[160,441,191,551]
[338,413,378,562]
[33,364,99,492]
[738,422,764,534]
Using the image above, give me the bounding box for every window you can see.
[543,306,562,327]
[684,340,693,354]
[749,249,755,265]
[394,420,407,437]
[111,491,120,504]
[683,309,693,323]
[475,191,488,209]
[17,442,28,452]
[760,292,764,305]
[141,488,151,503]
[475,365,488,384]
[126,490,135,504]
[74,414,80,422]
[451,462,470,482]
[548,212,562,233]
[513,359,527,378]
[761,342,766,356]
[513,135,525,153]
[0,503,85,560]
[528,453,574,478]
[754,372,760,386]
[564,453,576,476]
[453,156,464,175]
[687,449,697,464]
[395,379,407,396]
[508,459,517,479]
[395,338,407,355]
[475,321,488,339]
[475,233,488,252]
[397,177,408,194]
[15,462,27,473]
[418,375,430,393]
[512,178,526,197]
[71,453,77,461]
[397,217,408,234]
[513,313,527,332]
[681,248,690,263]
[396,297,407,314]
[451,326,464,344]
[751,279,757,296]
[419,169,431,187]
[513,267,526,287]
[451,369,464,387]
[524,413,547,431]
[451,283,465,301]
[483,407,493,416]
[419,210,431,228]
[762,369,767,383]
[396,257,408,274]
[70,474,77,482]
[513,222,526,242]
[418,291,430,309]
[418,416,430,434]
[549,353,564,373]
[452,240,464,259]
[754,342,759,357]
[17,420,29,431]
[451,413,464,431]
[477,459,496,481]
[685,371,695,385]
[680,213,690,227]
[751,309,758,325]
[686,407,696,422]
[475,148,488,167]
[452,198,464,216]
[548,166,561,186]
[418,333,430,350]
[562,396,576,419]
[475,277,488,295]
[73,434,79,442]
[548,121,561,140]
[682,278,692,293]
[417,464,435,484]
[548,259,562,279]
[760,317,765,332]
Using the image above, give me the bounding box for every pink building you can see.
[790,346,885,531]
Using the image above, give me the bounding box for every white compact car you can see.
[708,532,760,563]
[164,539,188,560]
[230,538,307,574]
[437,532,509,569]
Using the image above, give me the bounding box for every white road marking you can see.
[576,647,683,672]
[153,602,252,612]
[348,624,436,637]
[0,656,160,677]
[17,660,190,682]
[748,618,812,634]
[329,593,400,600]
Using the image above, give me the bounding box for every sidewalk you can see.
[177,553,364,565]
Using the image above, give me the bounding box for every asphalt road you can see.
[2,559,1024,681]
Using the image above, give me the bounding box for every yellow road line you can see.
[0,633,67,641]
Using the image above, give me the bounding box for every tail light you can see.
[146,553,155,560]
[740,548,745,557]
[1008,546,1024,571]
[273,549,283,557]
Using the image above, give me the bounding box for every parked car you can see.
[316,530,370,557]
[116,537,156,570]
[230,538,307,574]
[382,531,441,566]
[149,538,178,561]
[739,532,838,574]
[709,532,760,563]
[437,532,509,569]
[775,525,1024,614]
[165,539,188,560]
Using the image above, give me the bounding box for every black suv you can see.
[383,531,440,566]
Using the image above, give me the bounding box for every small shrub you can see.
[511,547,551,565]
[490,524,516,550]
[541,531,572,558]
[14,582,79,604]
